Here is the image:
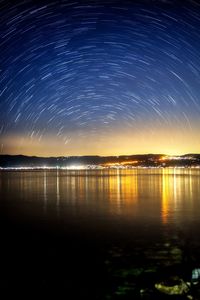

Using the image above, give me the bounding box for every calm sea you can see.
[0,169,200,298]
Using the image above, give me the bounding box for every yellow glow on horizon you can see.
[1,123,200,157]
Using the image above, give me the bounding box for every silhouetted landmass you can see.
[0,154,200,168]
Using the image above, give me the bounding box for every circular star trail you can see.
[0,0,200,156]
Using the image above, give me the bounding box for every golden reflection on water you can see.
[162,168,184,224]
[56,169,60,216]
[162,170,167,224]
[108,169,138,214]
[43,170,47,213]
[161,168,200,225]
[1,169,200,225]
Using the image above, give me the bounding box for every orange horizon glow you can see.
[1,117,200,157]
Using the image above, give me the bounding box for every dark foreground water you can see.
[0,169,200,299]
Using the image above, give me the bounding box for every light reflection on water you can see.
[1,168,200,228]
[161,168,200,225]
[1,168,200,298]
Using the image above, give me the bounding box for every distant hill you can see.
[0,154,200,168]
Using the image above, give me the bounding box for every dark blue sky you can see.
[0,0,200,156]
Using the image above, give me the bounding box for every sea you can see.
[0,168,200,299]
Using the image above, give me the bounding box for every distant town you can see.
[0,154,200,170]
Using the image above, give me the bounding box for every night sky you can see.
[0,0,200,156]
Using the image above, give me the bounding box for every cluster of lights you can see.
[0,165,101,171]
[1,165,200,171]
[103,160,138,167]
[159,155,196,161]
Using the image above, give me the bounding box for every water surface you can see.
[0,168,200,298]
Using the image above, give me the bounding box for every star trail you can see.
[0,0,200,156]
